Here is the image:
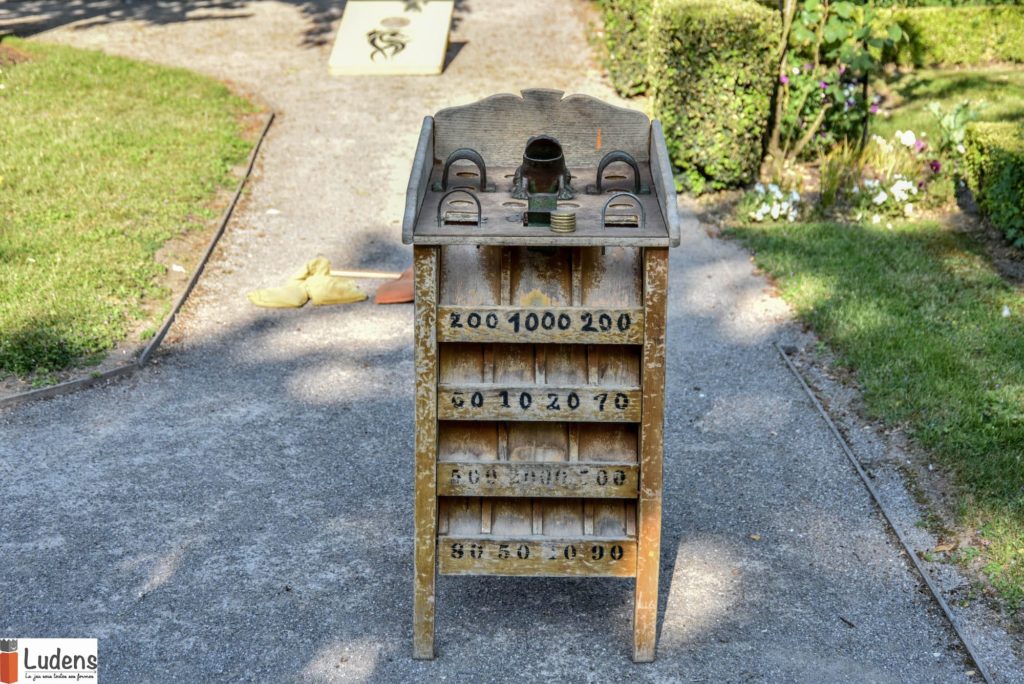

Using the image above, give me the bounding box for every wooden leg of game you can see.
[634,247,668,663]
[413,246,440,660]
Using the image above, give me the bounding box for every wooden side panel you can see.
[634,248,668,662]
[403,117,434,245]
[649,121,681,248]
[438,537,637,577]
[412,246,439,660]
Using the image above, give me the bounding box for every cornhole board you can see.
[328,1,454,76]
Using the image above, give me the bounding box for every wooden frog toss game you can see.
[403,89,680,661]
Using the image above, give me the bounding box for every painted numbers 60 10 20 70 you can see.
[449,390,629,413]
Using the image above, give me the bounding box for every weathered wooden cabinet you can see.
[402,90,679,662]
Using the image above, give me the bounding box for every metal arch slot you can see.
[601,192,645,230]
[586,150,649,195]
[433,148,496,193]
[437,189,483,228]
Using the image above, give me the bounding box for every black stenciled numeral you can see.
[450,312,463,328]
[596,469,608,486]
[451,543,464,559]
[498,390,510,407]
[525,312,539,331]
[541,312,555,330]
[599,313,613,331]
[517,544,530,559]
[614,392,629,410]
[519,392,532,409]
[567,392,579,410]
[613,469,626,485]
[450,469,461,484]
[498,544,510,559]
[581,312,597,332]
[508,311,520,333]
[557,313,571,330]
[617,312,631,332]
[594,393,608,411]
[563,545,577,560]
[471,391,484,408]
[485,312,498,328]
[468,543,484,559]
[591,545,604,561]
[610,545,624,561]
[467,312,481,328]
[451,392,465,408]
[546,393,560,410]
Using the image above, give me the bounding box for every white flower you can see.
[872,214,881,224]
[792,66,801,75]
[886,222,893,230]
[863,178,879,189]
[771,202,781,220]
[855,211,863,221]
[754,182,765,194]
[787,208,798,222]
[904,203,914,217]
[891,179,916,203]
[789,190,800,203]
[872,190,888,205]
[1003,305,1011,318]
[852,185,860,194]
[957,143,966,154]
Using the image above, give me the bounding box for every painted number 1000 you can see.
[448,310,632,335]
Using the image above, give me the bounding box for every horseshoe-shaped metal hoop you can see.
[436,189,483,228]
[434,148,495,193]
[586,150,648,195]
[601,192,646,230]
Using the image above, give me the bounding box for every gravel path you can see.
[1,2,1018,681]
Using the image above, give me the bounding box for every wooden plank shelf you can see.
[437,461,639,498]
[438,385,642,422]
[437,306,644,344]
[438,536,637,577]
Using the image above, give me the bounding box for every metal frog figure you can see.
[367,28,409,62]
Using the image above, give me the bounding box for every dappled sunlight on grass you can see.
[729,218,1024,603]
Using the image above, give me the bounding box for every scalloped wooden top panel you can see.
[432,89,651,168]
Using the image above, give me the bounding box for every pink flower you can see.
[929,160,941,173]
[780,74,789,84]
[869,104,879,114]
[820,81,829,89]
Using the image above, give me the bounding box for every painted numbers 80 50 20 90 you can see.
[448,541,625,563]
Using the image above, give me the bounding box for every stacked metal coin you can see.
[549,209,577,233]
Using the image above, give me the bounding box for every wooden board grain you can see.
[433,89,650,168]
[438,385,641,422]
[402,116,434,245]
[438,536,637,577]
[437,306,644,344]
[437,461,639,498]
[633,247,668,663]
[412,246,439,660]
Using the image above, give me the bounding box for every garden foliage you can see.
[886,6,1024,66]
[963,122,1024,248]
[648,0,780,193]
[595,0,652,96]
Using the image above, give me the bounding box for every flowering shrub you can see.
[745,183,803,223]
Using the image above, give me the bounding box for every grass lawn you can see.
[873,67,1024,141]
[730,219,1024,605]
[0,38,255,377]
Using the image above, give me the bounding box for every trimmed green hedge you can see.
[596,0,652,96]
[649,0,780,193]
[963,122,1024,248]
[887,7,1024,66]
